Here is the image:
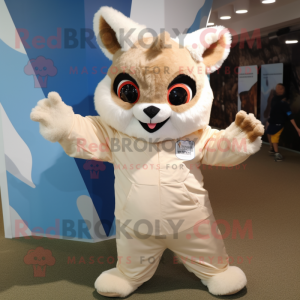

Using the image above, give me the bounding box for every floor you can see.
[0,143,300,300]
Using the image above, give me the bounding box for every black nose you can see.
[143,106,160,119]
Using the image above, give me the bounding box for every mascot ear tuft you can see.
[93,6,151,60]
[172,26,232,74]
[146,31,171,60]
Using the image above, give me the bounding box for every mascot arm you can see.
[200,111,264,167]
[30,92,113,163]
[58,114,113,163]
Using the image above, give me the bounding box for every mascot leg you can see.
[168,214,247,296]
[95,224,166,298]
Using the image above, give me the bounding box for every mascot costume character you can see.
[30,6,264,298]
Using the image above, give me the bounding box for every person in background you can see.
[266,83,300,162]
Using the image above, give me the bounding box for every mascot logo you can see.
[24,247,56,277]
[24,56,57,88]
[83,160,106,179]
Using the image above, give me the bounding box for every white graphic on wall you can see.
[0,104,35,188]
[0,0,26,54]
[77,195,115,242]
[10,205,32,238]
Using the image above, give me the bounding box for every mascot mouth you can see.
[139,118,170,133]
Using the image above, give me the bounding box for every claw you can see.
[235,110,247,126]
[234,111,264,142]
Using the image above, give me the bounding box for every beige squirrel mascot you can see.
[30,6,264,298]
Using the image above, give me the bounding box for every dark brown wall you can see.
[210,32,300,152]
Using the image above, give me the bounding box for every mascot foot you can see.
[95,268,139,298]
[201,266,247,296]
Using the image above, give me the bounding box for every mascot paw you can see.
[235,110,264,143]
[201,266,247,296]
[95,268,139,298]
[30,92,74,143]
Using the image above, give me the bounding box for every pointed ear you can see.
[93,6,149,60]
[172,26,232,73]
[202,27,232,73]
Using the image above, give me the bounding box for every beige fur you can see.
[202,35,227,70]
[91,7,263,143]
[99,16,121,55]
[96,13,230,114]
[106,34,206,113]
[235,111,264,143]
[30,92,74,143]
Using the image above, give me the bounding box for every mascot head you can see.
[93,6,232,142]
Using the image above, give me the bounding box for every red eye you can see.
[167,83,192,106]
[117,80,140,104]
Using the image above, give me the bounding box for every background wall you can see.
[210,32,300,152]
[0,0,213,241]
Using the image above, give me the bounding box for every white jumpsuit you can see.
[59,114,251,285]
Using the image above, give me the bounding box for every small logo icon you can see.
[24,247,55,277]
[83,160,106,179]
[24,56,57,88]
